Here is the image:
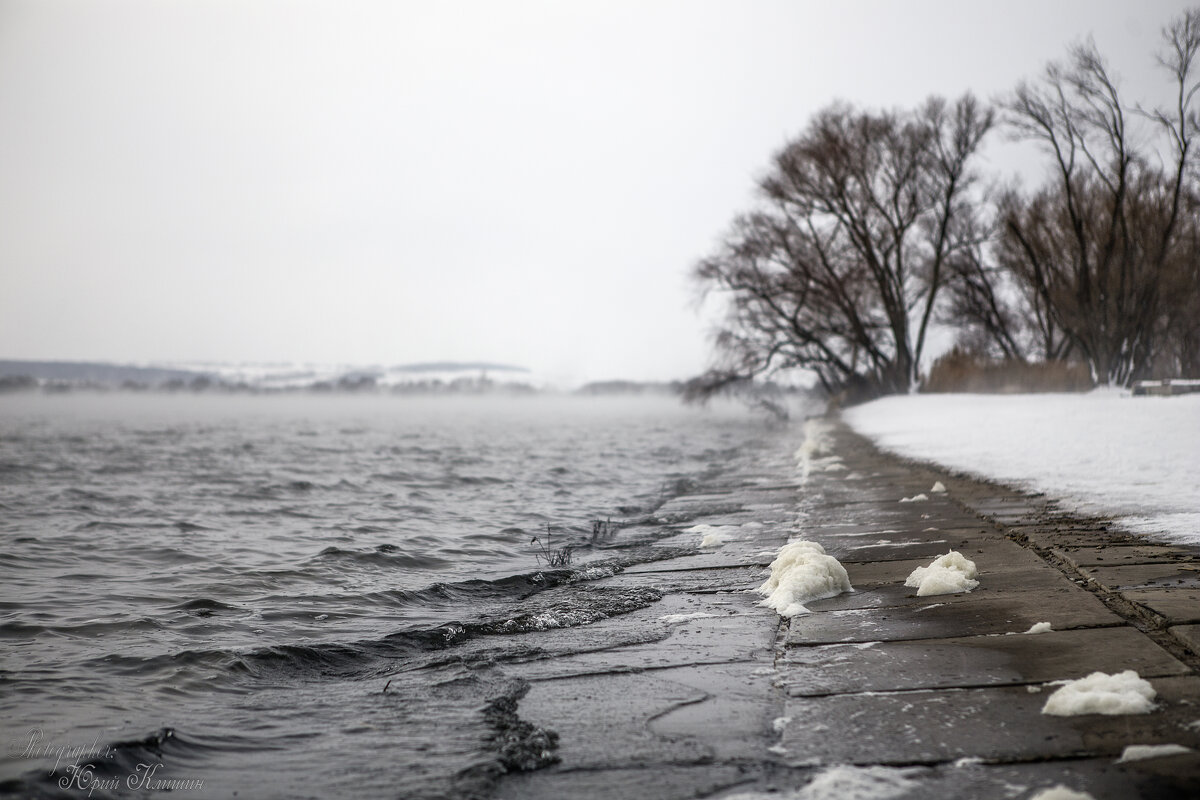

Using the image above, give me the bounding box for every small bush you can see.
[923,348,1094,393]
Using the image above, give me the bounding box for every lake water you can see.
[0,393,783,798]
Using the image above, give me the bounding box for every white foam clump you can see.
[1029,786,1096,800]
[758,541,853,617]
[930,481,947,493]
[1024,621,1053,634]
[1116,743,1192,763]
[686,524,737,548]
[899,493,928,503]
[796,418,834,459]
[904,551,979,596]
[1041,670,1156,716]
[720,765,919,800]
[796,765,920,800]
[796,418,836,477]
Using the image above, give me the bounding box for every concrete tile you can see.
[517,592,777,681]
[1083,563,1200,590]
[787,589,1122,644]
[496,764,760,800]
[782,627,1189,696]
[778,676,1200,767]
[1054,544,1200,569]
[1123,588,1200,624]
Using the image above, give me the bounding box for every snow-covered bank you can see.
[843,392,1200,545]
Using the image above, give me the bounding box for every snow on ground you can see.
[844,391,1200,545]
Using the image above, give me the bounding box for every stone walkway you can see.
[493,418,1200,799]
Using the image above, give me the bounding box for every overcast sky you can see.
[0,0,1193,385]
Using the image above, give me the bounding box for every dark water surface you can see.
[0,394,783,798]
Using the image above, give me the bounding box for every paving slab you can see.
[516,592,777,681]
[840,548,1074,591]
[1054,544,1200,569]
[602,565,765,594]
[1122,587,1200,625]
[730,747,1200,800]
[806,574,1102,614]
[508,671,716,769]
[1169,624,1200,655]
[1011,523,1143,550]
[1082,562,1200,590]
[646,662,784,761]
[782,626,1189,696]
[786,589,1122,644]
[778,675,1200,767]
[497,764,762,800]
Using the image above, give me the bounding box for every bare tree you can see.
[999,9,1200,385]
[689,95,993,401]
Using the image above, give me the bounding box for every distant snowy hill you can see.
[0,359,557,392]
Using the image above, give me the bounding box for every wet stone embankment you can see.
[491,418,1200,800]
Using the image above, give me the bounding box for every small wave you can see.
[311,546,451,570]
[74,520,173,532]
[371,470,418,482]
[473,586,662,635]
[169,598,242,616]
[439,474,508,487]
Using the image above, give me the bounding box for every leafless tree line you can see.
[690,9,1199,399]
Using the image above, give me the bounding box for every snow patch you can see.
[904,551,979,596]
[758,540,853,617]
[930,481,947,493]
[1024,621,1053,634]
[1116,743,1192,763]
[843,393,1200,545]
[1041,670,1156,716]
[772,716,792,732]
[899,493,928,503]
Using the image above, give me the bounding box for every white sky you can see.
[0,0,1193,384]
